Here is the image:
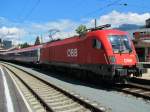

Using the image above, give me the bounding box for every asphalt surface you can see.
[3,62,150,112]
[0,66,29,112]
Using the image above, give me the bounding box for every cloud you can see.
[0,10,150,45]
[0,17,9,26]
[0,19,78,44]
[31,19,77,31]
[28,19,78,42]
[0,26,26,44]
[96,10,150,27]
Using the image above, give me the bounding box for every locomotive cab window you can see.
[108,35,132,53]
[92,39,102,49]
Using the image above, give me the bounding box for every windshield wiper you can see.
[129,49,132,53]
[119,49,124,54]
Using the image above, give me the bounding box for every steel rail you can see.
[1,62,108,112]
[114,83,150,100]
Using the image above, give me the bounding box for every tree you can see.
[35,36,41,45]
[75,25,87,35]
[19,42,30,48]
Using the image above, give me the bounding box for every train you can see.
[0,24,145,83]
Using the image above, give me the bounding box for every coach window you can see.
[92,39,102,49]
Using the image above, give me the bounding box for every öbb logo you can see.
[124,58,133,63]
[67,48,78,57]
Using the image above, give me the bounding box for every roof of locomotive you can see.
[43,29,127,47]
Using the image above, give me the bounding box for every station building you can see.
[128,18,150,62]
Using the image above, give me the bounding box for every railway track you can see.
[1,63,108,112]
[129,77,150,86]
[115,82,150,100]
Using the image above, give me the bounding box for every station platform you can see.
[138,62,150,80]
[140,69,150,80]
[0,66,28,112]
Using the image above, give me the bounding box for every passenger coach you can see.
[1,45,42,63]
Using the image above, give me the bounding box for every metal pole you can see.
[94,19,97,28]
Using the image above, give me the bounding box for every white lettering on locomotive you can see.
[124,58,133,63]
[67,48,78,57]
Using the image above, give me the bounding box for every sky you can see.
[0,0,150,45]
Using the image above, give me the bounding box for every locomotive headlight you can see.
[109,56,116,64]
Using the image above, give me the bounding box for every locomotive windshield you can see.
[109,35,132,53]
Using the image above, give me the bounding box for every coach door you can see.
[37,48,40,62]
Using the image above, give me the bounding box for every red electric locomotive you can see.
[40,24,145,82]
[0,24,145,82]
